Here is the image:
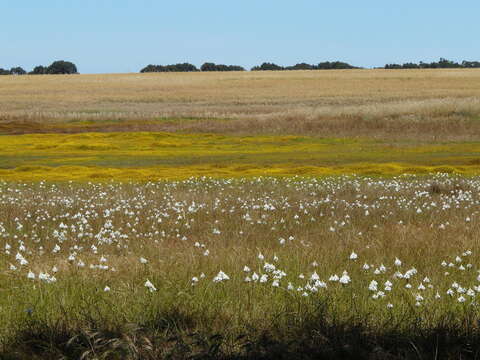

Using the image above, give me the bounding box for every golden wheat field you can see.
[2,70,480,359]
[1,69,479,140]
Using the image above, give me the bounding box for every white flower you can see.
[362,263,370,270]
[458,296,466,303]
[243,266,251,272]
[394,258,402,267]
[263,262,276,272]
[104,286,111,292]
[251,272,259,282]
[213,271,230,283]
[272,280,280,287]
[368,280,378,291]
[339,273,351,284]
[393,271,403,279]
[144,279,157,292]
[139,257,148,264]
[258,253,265,261]
[38,272,49,281]
[27,271,35,280]
[386,303,394,309]
[259,274,268,283]
[349,252,358,260]
[329,274,339,282]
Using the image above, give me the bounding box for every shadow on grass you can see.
[2,308,480,359]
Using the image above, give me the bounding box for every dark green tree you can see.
[140,63,198,72]
[251,62,284,71]
[201,62,245,71]
[47,60,78,74]
[10,67,26,75]
[29,65,48,75]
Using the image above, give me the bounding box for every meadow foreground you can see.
[2,175,480,359]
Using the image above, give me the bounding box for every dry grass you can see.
[1,69,480,140]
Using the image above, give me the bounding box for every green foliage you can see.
[252,61,358,71]
[47,60,78,74]
[251,62,284,71]
[29,65,48,75]
[200,62,245,71]
[0,61,78,75]
[140,63,198,73]
[462,60,480,68]
[316,61,357,69]
[9,66,26,75]
[385,58,480,69]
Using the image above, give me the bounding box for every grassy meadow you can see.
[1,69,480,359]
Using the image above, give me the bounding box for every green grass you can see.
[2,176,480,358]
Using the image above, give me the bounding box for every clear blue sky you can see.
[2,0,478,74]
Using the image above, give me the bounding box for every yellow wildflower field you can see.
[1,132,480,180]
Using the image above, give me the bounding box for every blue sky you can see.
[1,0,478,73]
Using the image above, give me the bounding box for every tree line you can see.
[384,58,480,69]
[140,61,357,73]
[251,61,358,71]
[2,58,480,75]
[140,58,480,73]
[140,62,246,73]
[0,60,78,75]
